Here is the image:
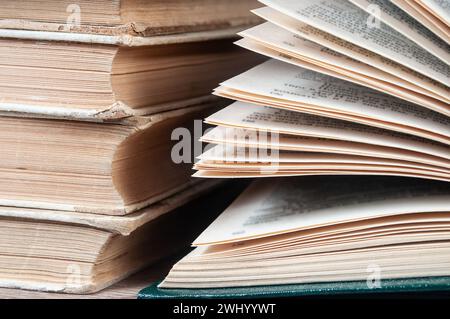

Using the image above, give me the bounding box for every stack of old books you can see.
[0,0,262,293]
[150,0,450,297]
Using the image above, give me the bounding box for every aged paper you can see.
[194,176,450,245]
[418,0,450,26]
[201,126,450,168]
[349,0,450,64]
[252,6,450,101]
[391,0,450,43]
[259,0,450,85]
[198,144,450,176]
[205,101,450,160]
[216,60,450,144]
[238,23,450,114]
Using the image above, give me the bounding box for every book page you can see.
[205,102,450,160]
[201,126,450,168]
[202,212,450,256]
[253,6,450,101]
[218,60,450,143]
[418,0,450,26]
[194,168,450,182]
[238,23,450,113]
[196,147,450,181]
[391,0,450,43]
[405,0,450,36]
[236,37,398,98]
[235,37,450,125]
[348,0,450,64]
[194,176,450,245]
[199,145,450,176]
[259,0,450,85]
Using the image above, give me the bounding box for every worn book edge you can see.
[0,95,219,122]
[0,179,223,236]
[0,27,246,46]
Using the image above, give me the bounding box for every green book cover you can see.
[138,277,450,299]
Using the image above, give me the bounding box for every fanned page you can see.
[258,0,450,86]
[193,177,450,245]
[215,60,450,145]
[418,0,450,27]
[348,0,450,64]
[196,144,450,182]
[410,0,450,38]
[391,0,450,43]
[201,126,450,168]
[252,6,450,102]
[237,23,450,114]
[199,102,450,180]
[204,102,450,160]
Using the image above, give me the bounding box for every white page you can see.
[238,23,450,114]
[234,37,450,124]
[259,0,450,86]
[252,6,450,101]
[419,0,450,26]
[214,88,450,145]
[205,101,450,160]
[349,0,450,64]
[194,177,450,245]
[201,126,450,168]
[218,59,450,142]
[391,0,450,43]
[217,75,450,146]
[405,0,450,37]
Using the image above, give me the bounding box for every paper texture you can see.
[205,102,450,160]
[419,0,450,26]
[391,0,450,43]
[252,6,450,102]
[348,0,450,64]
[259,0,450,85]
[0,180,220,236]
[238,22,450,114]
[216,60,450,144]
[201,126,450,168]
[194,177,450,245]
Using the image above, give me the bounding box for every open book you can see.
[193,0,450,180]
[160,176,450,289]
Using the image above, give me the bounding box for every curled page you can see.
[238,23,450,115]
[391,0,450,43]
[259,0,450,86]
[193,176,450,245]
[348,0,450,64]
[201,126,450,168]
[418,0,450,27]
[252,6,450,102]
[216,59,450,144]
[198,144,450,175]
[204,102,450,160]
